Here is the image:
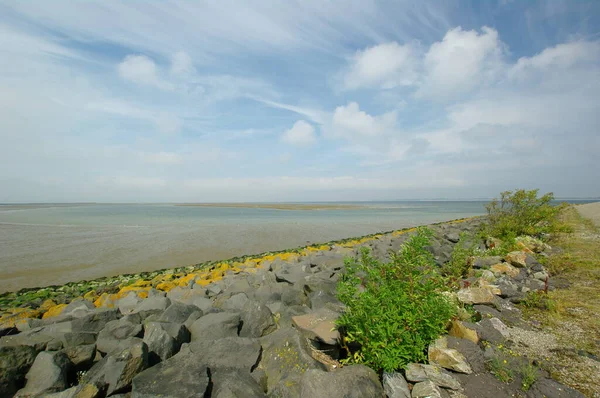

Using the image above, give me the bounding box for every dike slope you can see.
[0,216,587,398]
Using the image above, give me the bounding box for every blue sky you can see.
[1,0,599,202]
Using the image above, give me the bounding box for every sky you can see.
[1,0,599,202]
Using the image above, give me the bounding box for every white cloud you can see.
[117,54,174,90]
[170,51,195,77]
[342,42,420,90]
[510,41,600,78]
[416,26,505,100]
[139,151,183,165]
[331,102,397,138]
[86,100,183,134]
[281,120,317,146]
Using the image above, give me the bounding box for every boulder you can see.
[382,372,411,398]
[457,287,496,305]
[96,319,142,354]
[210,367,267,397]
[61,344,96,370]
[405,363,461,390]
[16,351,71,397]
[490,263,520,278]
[71,309,119,333]
[82,340,148,396]
[505,251,528,268]
[473,256,504,269]
[220,294,276,338]
[61,332,97,348]
[448,320,479,344]
[44,383,105,398]
[411,380,443,398]
[61,299,96,318]
[0,345,39,397]
[132,296,171,314]
[428,337,472,374]
[117,292,143,315]
[131,352,209,398]
[446,336,487,374]
[299,365,385,398]
[529,377,586,398]
[182,337,262,371]
[143,322,178,363]
[155,302,201,324]
[292,308,340,345]
[188,312,241,341]
[259,327,326,395]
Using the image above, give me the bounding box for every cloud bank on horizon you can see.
[1,0,599,202]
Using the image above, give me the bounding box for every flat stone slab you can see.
[292,308,340,345]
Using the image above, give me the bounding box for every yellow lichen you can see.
[42,303,68,319]
[156,281,177,292]
[39,299,57,312]
[0,308,41,327]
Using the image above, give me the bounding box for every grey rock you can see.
[131,352,209,398]
[143,322,177,363]
[473,256,503,269]
[191,297,213,313]
[529,377,586,398]
[182,337,262,371]
[382,372,411,398]
[411,380,443,398]
[188,312,241,341]
[210,368,267,397]
[61,332,97,348]
[405,363,461,390]
[97,319,142,354]
[444,232,460,243]
[83,340,148,396]
[0,328,62,351]
[16,351,70,397]
[71,309,119,333]
[206,283,223,297]
[132,297,171,314]
[292,308,340,345]
[259,327,326,394]
[474,318,507,345]
[281,287,308,306]
[156,302,201,324]
[61,344,96,370]
[446,336,487,374]
[0,345,39,397]
[299,365,385,398]
[118,292,144,315]
[254,284,283,305]
[220,295,275,338]
[62,299,96,318]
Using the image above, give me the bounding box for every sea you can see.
[0,200,594,293]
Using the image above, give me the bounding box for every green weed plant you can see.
[336,227,456,372]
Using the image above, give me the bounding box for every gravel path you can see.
[576,202,600,227]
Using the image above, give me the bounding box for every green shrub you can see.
[336,227,456,372]
[521,291,557,312]
[442,232,477,283]
[483,189,570,240]
[488,356,514,383]
[520,361,538,391]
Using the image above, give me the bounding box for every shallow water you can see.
[0,201,590,292]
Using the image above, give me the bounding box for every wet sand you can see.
[176,203,364,210]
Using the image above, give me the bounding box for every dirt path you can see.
[576,202,600,227]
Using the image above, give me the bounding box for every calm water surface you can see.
[0,201,589,292]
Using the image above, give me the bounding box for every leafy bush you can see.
[483,189,570,240]
[336,227,456,372]
[442,232,477,283]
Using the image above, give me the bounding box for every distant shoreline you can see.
[176,203,365,210]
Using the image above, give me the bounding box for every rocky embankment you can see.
[0,218,587,397]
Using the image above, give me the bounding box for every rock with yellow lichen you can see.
[42,303,68,319]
